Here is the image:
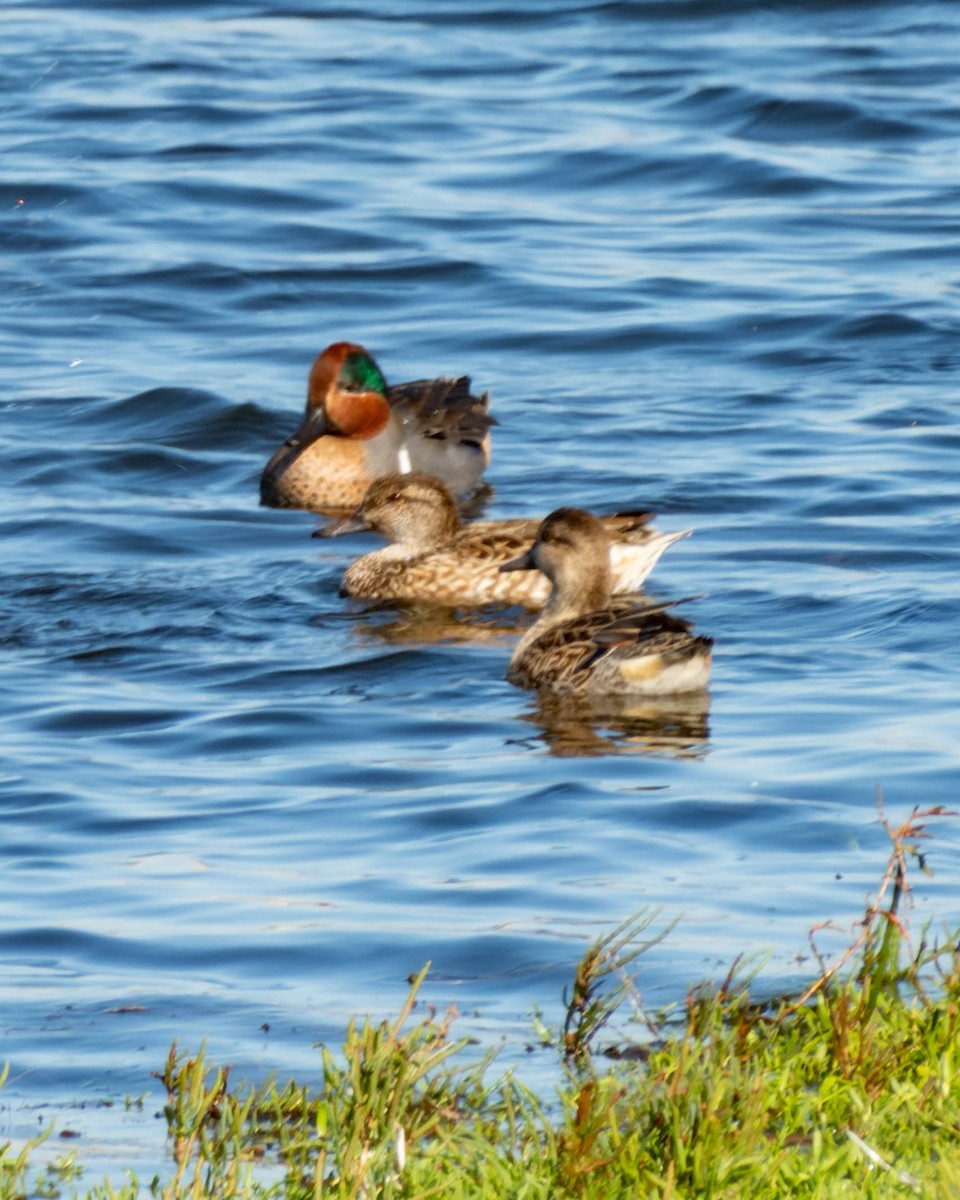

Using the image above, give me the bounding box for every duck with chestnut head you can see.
[260,342,493,511]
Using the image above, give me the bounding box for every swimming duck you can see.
[314,472,690,608]
[500,507,712,696]
[260,342,493,511]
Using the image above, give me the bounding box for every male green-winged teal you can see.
[315,473,690,608]
[260,342,493,511]
[500,507,712,696]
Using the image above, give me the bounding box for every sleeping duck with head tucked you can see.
[260,342,494,511]
[315,472,690,609]
[499,506,713,696]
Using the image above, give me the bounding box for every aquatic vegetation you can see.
[3,803,959,1199]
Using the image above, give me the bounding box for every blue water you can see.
[3,0,960,1177]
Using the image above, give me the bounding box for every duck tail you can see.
[609,528,691,593]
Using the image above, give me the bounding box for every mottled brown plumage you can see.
[315,473,689,608]
[501,507,712,696]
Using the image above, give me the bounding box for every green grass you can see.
[3,801,959,1199]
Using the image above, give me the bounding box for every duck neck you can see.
[540,565,610,628]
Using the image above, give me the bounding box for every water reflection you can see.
[343,600,530,646]
[515,691,712,759]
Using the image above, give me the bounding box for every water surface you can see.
[2,0,960,1175]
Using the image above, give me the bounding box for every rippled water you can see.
[3,0,960,1176]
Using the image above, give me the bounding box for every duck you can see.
[499,507,712,696]
[314,472,690,608]
[260,342,493,511]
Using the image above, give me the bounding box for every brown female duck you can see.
[315,473,690,608]
[500,507,712,695]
